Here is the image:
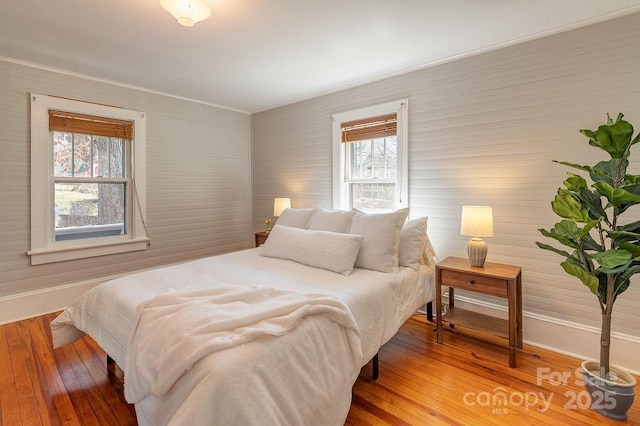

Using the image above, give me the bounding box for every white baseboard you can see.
[3,278,639,374]
[0,259,190,325]
[0,276,116,325]
[449,295,640,375]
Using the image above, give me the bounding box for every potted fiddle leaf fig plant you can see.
[537,113,639,421]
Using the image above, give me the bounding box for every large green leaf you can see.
[613,279,631,302]
[539,227,578,249]
[565,251,585,266]
[624,174,640,185]
[554,161,593,174]
[590,250,632,269]
[616,264,640,297]
[563,173,588,191]
[590,158,625,186]
[552,189,591,222]
[608,230,640,240]
[561,262,599,295]
[580,115,634,158]
[596,272,608,301]
[554,220,579,238]
[610,230,640,249]
[581,232,605,251]
[539,219,604,252]
[593,182,640,207]
[619,242,640,258]
[617,184,640,214]
[599,263,633,276]
[577,188,606,221]
[578,219,600,239]
[535,242,571,258]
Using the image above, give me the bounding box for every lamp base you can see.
[467,238,488,267]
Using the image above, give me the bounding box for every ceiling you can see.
[1,1,640,113]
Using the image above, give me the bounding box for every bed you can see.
[51,209,435,425]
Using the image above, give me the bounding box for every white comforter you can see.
[51,248,433,425]
[124,285,362,406]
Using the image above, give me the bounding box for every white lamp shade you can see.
[160,0,211,26]
[273,198,291,217]
[460,206,494,238]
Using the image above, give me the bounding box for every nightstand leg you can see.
[509,347,516,368]
[508,278,518,367]
[436,269,443,344]
[516,274,523,348]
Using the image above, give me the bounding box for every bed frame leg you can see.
[107,354,116,378]
[372,353,379,381]
[426,301,434,323]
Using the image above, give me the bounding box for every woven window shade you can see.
[341,113,397,143]
[49,110,133,139]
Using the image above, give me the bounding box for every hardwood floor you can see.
[1,312,639,425]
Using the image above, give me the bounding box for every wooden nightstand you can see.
[435,257,523,367]
[255,231,270,247]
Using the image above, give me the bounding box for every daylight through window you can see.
[342,114,398,212]
[50,110,132,241]
[332,100,408,213]
[29,94,148,265]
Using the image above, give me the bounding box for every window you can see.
[29,94,148,265]
[332,100,408,213]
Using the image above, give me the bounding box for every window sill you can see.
[28,238,150,265]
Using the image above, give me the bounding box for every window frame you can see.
[331,99,408,211]
[29,94,148,265]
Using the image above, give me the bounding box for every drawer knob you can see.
[469,279,475,285]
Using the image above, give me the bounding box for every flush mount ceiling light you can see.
[159,0,211,27]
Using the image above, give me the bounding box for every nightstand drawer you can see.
[440,269,508,297]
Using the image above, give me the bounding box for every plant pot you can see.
[581,360,637,421]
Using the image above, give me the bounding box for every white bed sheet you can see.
[51,248,434,425]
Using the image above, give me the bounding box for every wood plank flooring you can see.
[1,312,639,425]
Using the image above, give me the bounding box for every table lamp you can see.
[460,205,494,267]
[273,198,291,217]
[265,198,291,232]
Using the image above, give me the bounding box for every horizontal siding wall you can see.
[252,13,640,338]
[0,60,252,299]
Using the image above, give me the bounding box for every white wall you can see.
[252,13,640,370]
[0,59,252,321]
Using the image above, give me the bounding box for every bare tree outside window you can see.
[348,136,397,212]
[53,131,127,240]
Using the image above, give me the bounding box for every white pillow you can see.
[307,207,354,233]
[398,217,428,270]
[276,207,316,229]
[349,208,409,273]
[259,224,363,275]
[423,236,438,267]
